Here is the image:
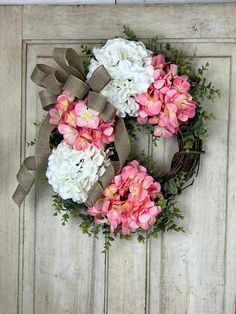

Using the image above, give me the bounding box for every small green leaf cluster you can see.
[53,195,86,225]
[81,44,92,56]
[123,25,137,41]
[79,214,102,238]
[125,117,159,147]
[132,197,185,243]
[26,121,42,147]
[80,44,93,76]
[190,63,220,102]
[149,197,185,237]
[125,116,142,141]
[164,172,187,195]
[26,138,36,147]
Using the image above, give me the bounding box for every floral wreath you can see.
[13,27,219,251]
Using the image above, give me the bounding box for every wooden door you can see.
[1,4,236,314]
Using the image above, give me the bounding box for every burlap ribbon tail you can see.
[13,48,130,207]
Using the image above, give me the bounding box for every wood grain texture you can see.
[21,43,107,314]
[0,6,22,314]
[22,4,236,40]
[2,0,115,3]
[223,46,236,314]
[2,0,236,3]
[0,0,235,5]
[1,4,236,314]
[152,55,229,314]
[117,0,236,3]
[107,135,150,314]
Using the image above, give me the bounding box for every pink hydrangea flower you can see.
[73,131,91,150]
[136,54,197,138]
[75,101,100,129]
[58,124,78,146]
[48,91,115,150]
[87,160,163,235]
[136,93,162,117]
[49,107,63,125]
[64,109,77,128]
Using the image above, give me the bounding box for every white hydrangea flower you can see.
[46,142,109,203]
[87,38,154,117]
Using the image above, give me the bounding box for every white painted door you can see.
[0,4,236,314]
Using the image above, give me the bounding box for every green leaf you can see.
[123,25,137,41]
[157,199,167,209]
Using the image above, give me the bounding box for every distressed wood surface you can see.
[2,0,236,4]
[151,53,229,314]
[0,6,22,314]
[21,43,107,314]
[22,4,236,40]
[1,4,236,314]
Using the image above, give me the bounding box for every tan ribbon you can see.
[13,47,130,207]
[85,117,131,207]
[12,115,55,206]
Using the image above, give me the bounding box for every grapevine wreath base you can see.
[13,27,219,250]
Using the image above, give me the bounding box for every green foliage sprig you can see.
[125,117,159,147]
[123,25,137,41]
[53,195,86,225]
[80,44,93,76]
[26,138,36,147]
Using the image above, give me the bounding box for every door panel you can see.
[1,5,236,314]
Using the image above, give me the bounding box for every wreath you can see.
[13,27,219,251]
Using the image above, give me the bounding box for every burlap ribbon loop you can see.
[16,156,36,192]
[87,92,106,113]
[87,92,116,121]
[12,115,55,206]
[39,90,57,111]
[53,47,85,80]
[13,47,131,208]
[30,48,111,112]
[114,118,131,171]
[42,72,66,95]
[87,65,111,93]
[31,64,67,90]
[31,64,55,87]
[62,75,90,100]
[35,115,55,167]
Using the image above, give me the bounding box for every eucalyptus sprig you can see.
[123,25,137,41]
[80,44,93,76]
[53,195,86,225]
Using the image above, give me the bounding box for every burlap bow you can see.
[13,48,130,207]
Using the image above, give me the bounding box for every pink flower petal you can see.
[139,110,148,118]
[74,101,87,115]
[58,124,78,145]
[87,116,99,129]
[103,126,113,136]
[139,213,151,224]
[136,93,149,107]
[137,116,148,125]
[154,79,165,90]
